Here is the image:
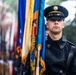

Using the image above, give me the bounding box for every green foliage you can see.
[4,0,18,16]
[46,0,62,5]
[4,0,18,19]
[63,25,76,45]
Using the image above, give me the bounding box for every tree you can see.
[63,25,76,45]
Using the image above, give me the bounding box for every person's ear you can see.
[63,22,65,28]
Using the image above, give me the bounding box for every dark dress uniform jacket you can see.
[44,36,76,75]
[23,36,76,75]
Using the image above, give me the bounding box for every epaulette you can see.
[67,40,76,46]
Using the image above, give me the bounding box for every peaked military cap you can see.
[44,5,69,19]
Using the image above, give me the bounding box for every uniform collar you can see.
[46,35,67,49]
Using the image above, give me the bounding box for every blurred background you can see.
[0,0,18,75]
[0,0,76,75]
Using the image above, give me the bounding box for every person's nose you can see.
[54,20,59,24]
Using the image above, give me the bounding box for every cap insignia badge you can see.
[53,6,58,11]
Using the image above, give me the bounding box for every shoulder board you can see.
[67,40,76,46]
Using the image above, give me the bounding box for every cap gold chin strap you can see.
[49,11,64,15]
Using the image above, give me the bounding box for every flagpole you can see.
[36,45,41,75]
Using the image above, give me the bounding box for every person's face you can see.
[46,19,64,34]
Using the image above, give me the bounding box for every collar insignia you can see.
[47,44,50,48]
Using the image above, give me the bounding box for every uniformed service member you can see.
[44,5,76,75]
[19,5,76,75]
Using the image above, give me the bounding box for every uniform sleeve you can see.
[70,47,76,75]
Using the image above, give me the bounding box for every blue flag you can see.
[15,0,26,74]
[17,0,26,49]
